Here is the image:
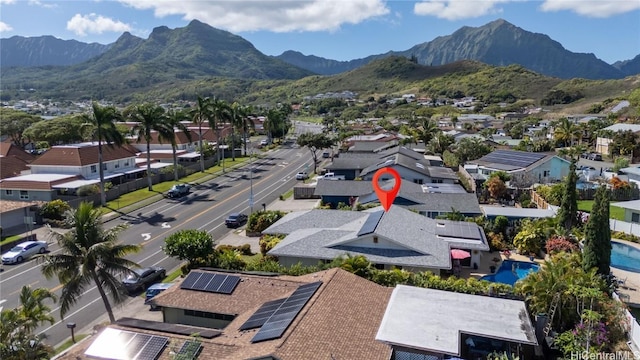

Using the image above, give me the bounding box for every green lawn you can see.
[54,334,89,355]
[293,116,323,124]
[577,200,625,221]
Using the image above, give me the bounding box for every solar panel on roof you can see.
[480,150,546,168]
[239,298,288,330]
[181,272,241,294]
[357,210,385,236]
[436,222,481,240]
[175,340,202,360]
[84,328,169,360]
[251,281,322,343]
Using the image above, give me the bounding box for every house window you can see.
[413,179,424,184]
[103,164,107,170]
[543,170,550,177]
[124,161,130,166]
[374,263,385,270]
[632,213,640,223]
[373,236,379,243]
[19,190,28,200]
[90,165,97,173]
[5,190,13,195]
[115,163,120,169]
[432,179,443,184]
[184,309,235,321]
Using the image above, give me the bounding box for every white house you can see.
[595,124,640,155]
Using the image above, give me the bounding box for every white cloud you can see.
[118,0,390,32]
[66,13,132,36]
[414,0,510,20]
[540,0,640,18]
[0,21,13,32]
[28,0,58,8]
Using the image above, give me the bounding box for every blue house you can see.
[468,150,570,187]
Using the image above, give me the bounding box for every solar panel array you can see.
[174,340,203,360]
[250,281,322,343]
[180,272,241,294]
[239,297,287,330]
[84,328,168,360]
[435,222,481,240]
[479,150,546,168]
[357,210,385,236]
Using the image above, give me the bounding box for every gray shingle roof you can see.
[266,206,489,269]
[405,193,482,214]
[313,180,373,196]
[325,157,377,170]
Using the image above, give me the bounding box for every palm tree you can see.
[41,202,141,323]
[553,118,581,147]
[190,96,212,173]
[229,102,252,160]
[208,98,231,171]
[0,286,57,360]
[126,103,172,191]
[81,102,125,206]
[164,109,192,181]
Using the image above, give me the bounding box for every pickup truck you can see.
[167,184,190,198]
[320,172,345,180]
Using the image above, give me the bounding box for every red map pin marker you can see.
[372,167,401,212]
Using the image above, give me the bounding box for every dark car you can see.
[225,213,248,228]
[122,266,166,293]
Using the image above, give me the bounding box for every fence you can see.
[578,186,640,201]
[613,292,640,354]
[293,186,320,200]
[58,157,220,210]
[610,219,640,238]
[530,190,550,209]
[457,165,477,193]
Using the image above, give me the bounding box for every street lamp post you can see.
[249,150,254,215]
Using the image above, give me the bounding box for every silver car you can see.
[2,241,48,264]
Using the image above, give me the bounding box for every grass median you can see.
[101,157,251,214]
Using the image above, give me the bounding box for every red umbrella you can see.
[450,249,471,260]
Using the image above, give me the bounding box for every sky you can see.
[1,0,639,64]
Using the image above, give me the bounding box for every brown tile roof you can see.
[0,175,79,190]
[0,143,36,163]
[57,269,392,360]
[0,156,31,179]
[0,199,44,214]
[29,143,137,167]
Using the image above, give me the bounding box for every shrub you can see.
[77,184,100,197]
[217,243,253,256]
[40,199,71,220]
[545,235,578,254]
[488,232,508,251]
[259,234,285,256]
[247,210,286,233]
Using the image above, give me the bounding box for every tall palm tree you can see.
[126,103,172,191]
[190,96,212,173]
[230,102,253,160]
[0,286,57,360]
[81,102,125,206]
[41,202,141,323]
[208,98,231,171]
[553,118,581,147]
[164,109,192,181]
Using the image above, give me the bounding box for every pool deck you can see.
[611,239,640,307]
[458,251,542,280]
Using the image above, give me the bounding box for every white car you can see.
[2,240,48,264]
[260,139,269,146]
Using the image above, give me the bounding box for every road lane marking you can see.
[161,222,171,228]
[6,281,40,297]
[141,233,151,241]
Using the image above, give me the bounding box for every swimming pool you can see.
[611,241,640,273]
[480,260,540,286]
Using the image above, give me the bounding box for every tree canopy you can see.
[296,132,335,174]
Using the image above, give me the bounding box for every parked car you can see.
[225,212,248,228]
[145,282,175,310]
[2,240,48,264]
[322,151,331,158]
[167,184,190,198]
[260,139,269,146]
[122,266,166,293]
[588,153,603,161]
[319,172,345,180]
[296,171,309,180]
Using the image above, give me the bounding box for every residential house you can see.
[60,268,393,360]
[348,140,399,153]
[0,142,145,200]
[0,143,35,179]
[359,153,459,185]
[595,123,640,155]
[326,146,430,180]
[376,285,538,359]
[0,199,44,231]
[611,199,640,223]
[313,179,477,218]
[468,149,570,187]
[264,206,490,272]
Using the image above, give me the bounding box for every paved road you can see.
[0,144,313,347]
[293,120,324,137]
